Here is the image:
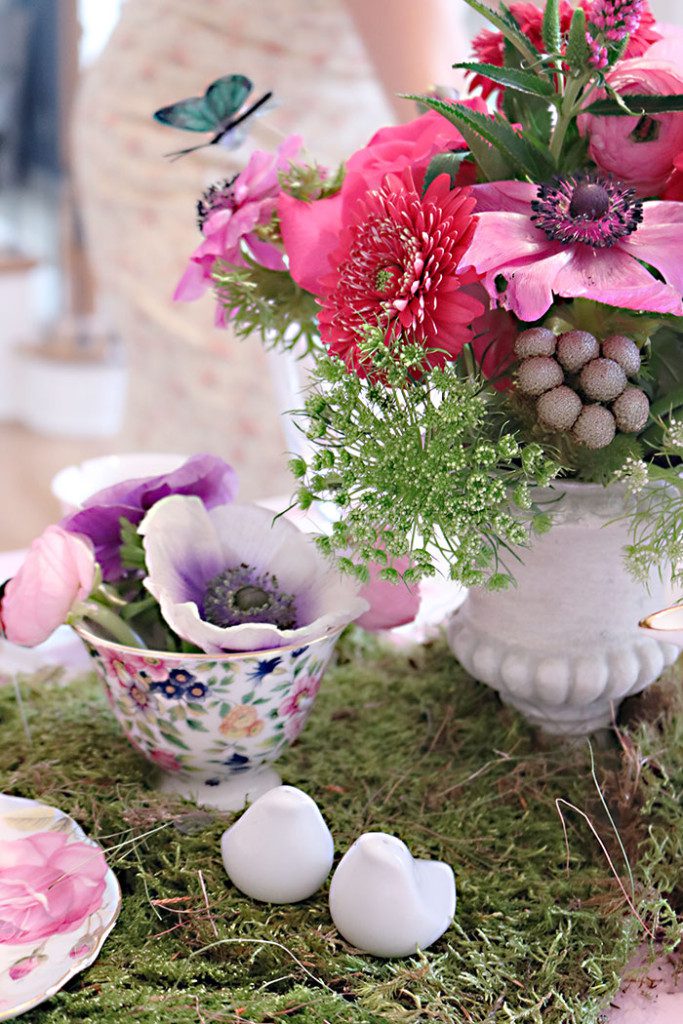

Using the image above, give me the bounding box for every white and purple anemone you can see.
[139,496,368,653]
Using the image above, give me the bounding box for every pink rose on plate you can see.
[0,525,95,647]
[279,102,486,296]
[0,832,108,945]
[578,47,683,197]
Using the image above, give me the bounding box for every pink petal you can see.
[552,244,683,314]
[173,260,209,302]
[356,561,420,632]
[618,201,683,297]
[471,180,537,214]
[278,191,342,296]
[464,213,557,273]
[503,249,574,321]
[1,527,95,646]
[246,234,286,271]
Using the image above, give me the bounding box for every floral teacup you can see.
[77,626,341,810]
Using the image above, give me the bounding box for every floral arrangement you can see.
[0,455,368,652]
[173,0,683,590]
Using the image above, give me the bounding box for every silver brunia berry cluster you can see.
[514,327,649,449]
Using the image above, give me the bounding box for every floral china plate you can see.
[0,794,121,1021]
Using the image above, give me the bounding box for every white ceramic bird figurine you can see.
[221,785,334,903]
[329,832,456,958]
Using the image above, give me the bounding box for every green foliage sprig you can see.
[212,257,320,356]
[410,0,683,179]
[291,341,558,589]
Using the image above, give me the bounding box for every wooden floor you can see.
[0,422,120,550]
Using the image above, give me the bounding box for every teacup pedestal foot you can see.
[156,766,282,812]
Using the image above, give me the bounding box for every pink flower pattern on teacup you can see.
[279,676,321,718]
[0,833,108,945]
[100,649,170,686]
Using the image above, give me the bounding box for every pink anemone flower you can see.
[464,174,683,322]
[174,135,302,322]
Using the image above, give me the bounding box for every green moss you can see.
[1,637,682,1024]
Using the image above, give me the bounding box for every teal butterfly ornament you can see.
[153,74,274,159]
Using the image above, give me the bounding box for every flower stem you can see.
[70,601,146,648]
[549,73,585,166]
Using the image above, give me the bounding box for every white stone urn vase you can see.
[447,482,679,735]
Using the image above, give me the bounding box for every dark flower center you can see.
[203,563,297,630]
[196,175,239,230]
[530,173,643,249]
[569,182,609,220]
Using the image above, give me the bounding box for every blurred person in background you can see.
[73,0,475,498]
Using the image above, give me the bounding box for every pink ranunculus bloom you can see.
[1,526,95,647]
[278,103,486,297]
[663,152,683,201]
[356,556,421,632]
[174,134,302,311]
[465,176,683,322]
[0,833,108,945]
[578,55,683,197]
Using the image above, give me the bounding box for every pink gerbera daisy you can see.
[317,168,484,375]
[464,173,683,322]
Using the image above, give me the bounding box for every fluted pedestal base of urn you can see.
[447,482,680,736]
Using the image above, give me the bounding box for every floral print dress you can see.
[73,0,394,498]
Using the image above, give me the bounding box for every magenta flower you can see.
[464,174,683,321]
[174,134,301,322]
[62,453,238,582]
[0,833,108,945]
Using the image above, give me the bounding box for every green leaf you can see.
[502,40,553,148]
[583,94,683,116]
[186,719,210,732]
[460,0,540,65]
[566,7,589,67]
[650,387,683,419]
[407,95,553,179]
[542,0,561,54]
[423,151,469,192]
[453,62,554,98]
[158,730,190,751]
[453,122,513,180]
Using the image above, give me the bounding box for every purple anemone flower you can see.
[62,454,238,581]
[138,496,368,653]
